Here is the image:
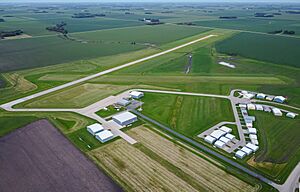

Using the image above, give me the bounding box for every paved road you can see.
[132,110,280,190]
[0,34,216,111]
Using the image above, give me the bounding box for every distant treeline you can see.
[268,29,296,35]
[286,11,300,14]
[219,16,237,19]
[46,22,68,35]
[177,22,196,26]
[254,13,274,17]
[72,13,105,18]
[0,30,23,39]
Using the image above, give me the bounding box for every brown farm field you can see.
[89,126,259,192]
[0,119,122,192]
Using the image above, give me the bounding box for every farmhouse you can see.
[235,150,246,159]
[117,99,131,106]
[273,96,286,103]
[219,136,231,145]
[225,133,235,140]
[256,93,266,99]
[87,123,104,135]
[241,146,252,155]
[130,91,144,99]
[95,130,114,143]
[112,111,138,126]
[246,143,259,152]
[286,112,297,119]
[210,130,226,139]
[247,104,256,110]
[220,126,232,133]
[204,135,216,144]
[272,108,283,116]
[214,140,226,148]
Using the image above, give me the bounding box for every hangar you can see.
[204,135,216,144]
[87,123,104,135]
[210,130,226,139]
[130,91,144,99]
[95,130,114,143]
[112,111,138,126]
[273,96,286,103]
[235,150,246,159]
[272,108,283,116]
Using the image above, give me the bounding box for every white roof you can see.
[87,123,104,133]
[256,93,266,98]
[235,150,246,158]
[246,122,253,128]
[241,146,253,155]
[246,143,259,152]
[247,104,256,110]
[214,140,225,148]
[225,133,235,140]
[130,91,143,97]
[239,104,247,108]
[272,108,282,116]
[204,135,216,144]
[210,130,226,139]
[241,90,248,94]
[286,112,297,118]
[251,139,259,145]
[244,93,255,99]
[220,126,232,133]
[248,128,257,134]
[249,134,257,140]
[255,105,264,111]
[219,136,230,144]
[113,111,137,122]
[274,96,286,101]
[95,130,113,141]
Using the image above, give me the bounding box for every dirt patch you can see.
[0,119,122,192]
[4,34,32,40]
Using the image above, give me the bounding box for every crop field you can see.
[0,25,208,72]
[0,120,122,192]
[216,32,300,68]
[89,126,257,192]
[141,93,234,137]
[194,18,300,35]
[247,111,300,181]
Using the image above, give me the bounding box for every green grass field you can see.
[141,92,234,137]
[194,18,300,35]
[216,32,300,68]
[248,111,300,182]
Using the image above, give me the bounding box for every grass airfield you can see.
[0,2,300,191]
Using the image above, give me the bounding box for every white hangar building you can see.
[112,111,138,126]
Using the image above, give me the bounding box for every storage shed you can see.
[225,133,235,140]
[247,104,256,110]
[235,150,246,159]
[241,146,253,155]
[220,126,232,133]
[95,130,114,143]
[272,108,283,116]
[210,130,226,139]
[204,135,216,144]
[214,140,225,148]
[130,91,144,99]
[248,128,257,134]
[286,112,297,119]
[246,143,259,152]
[273,96,286,103]
[219,136,231,145]
[117,99,131,106]
[87,123,104,135]
[256,93,266,99]
[112,111,138,126]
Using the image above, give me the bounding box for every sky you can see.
[0,0,299,3]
